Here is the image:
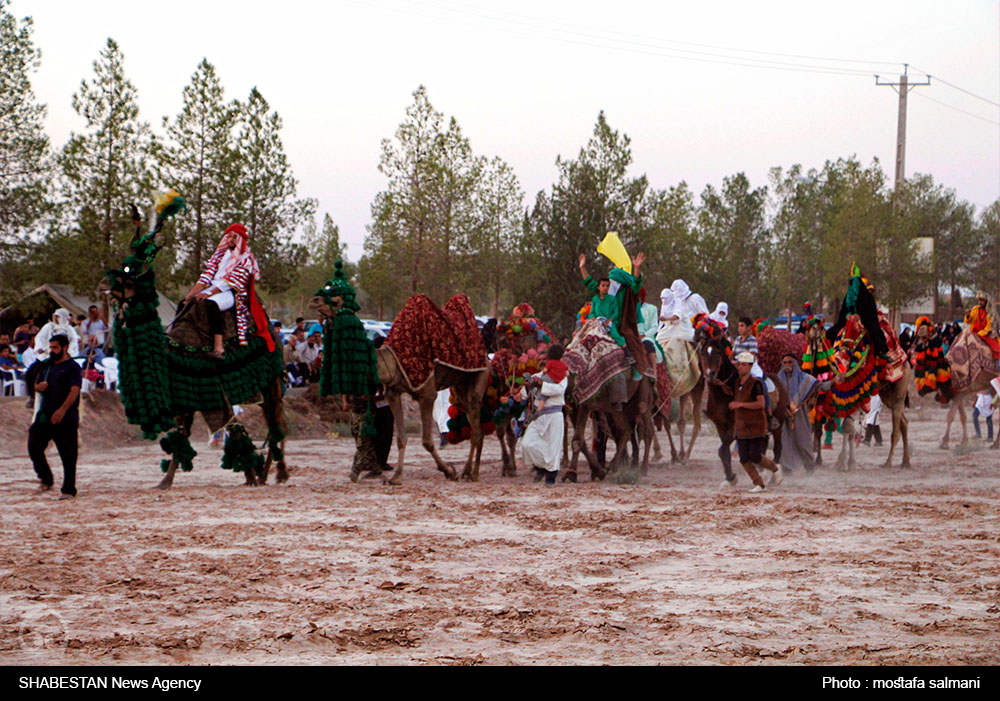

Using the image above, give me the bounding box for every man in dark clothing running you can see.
[730,351,782,493]
[27,335,82,499]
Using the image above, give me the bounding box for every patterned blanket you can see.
[757,326,804,374]
[662,339,700,397]
[384,294,487,392]
[564,319,630,404]
[655,363,673,416]
[947,328,1000,393]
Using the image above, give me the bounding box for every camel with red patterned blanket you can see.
[312,293,489,484]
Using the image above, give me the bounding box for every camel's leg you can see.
[675,396,688,462]
[941,401,957,449]
[685,383,704,460]
[835,418,850,471]
[497,422,512,475]
[883,407,899,468]
[848,418,858,469]
[417,395,458,481]
[157,457,178,491]
[261,380,289,484]
[900,411,911,467]
[651,413,664,461]
[664,420,680,463]
[157,414,192,490]
[571,409,604,480]
[608,412,632,473]
[385,393,408,485]
[640,409,654,474]
[958,402,969,447]
[813,422,824,466]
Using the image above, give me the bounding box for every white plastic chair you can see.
[99,357,119,391]
[1,367,27,397]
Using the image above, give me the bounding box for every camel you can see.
[938,328,1000,450]
[106,205,288,490]
[311,293,489,484]
[565,374,655,481]
[655,345,704,463]
[694,324,788,487]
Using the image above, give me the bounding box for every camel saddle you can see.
[168,295,248,348]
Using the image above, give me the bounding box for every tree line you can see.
[2,1,997,334]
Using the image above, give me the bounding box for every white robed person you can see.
[34,308,80,360]
[656,279,708,397]
[520,344,569,486]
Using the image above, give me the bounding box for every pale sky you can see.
[13,0,1000,261]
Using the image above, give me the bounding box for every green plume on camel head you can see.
[315,260,360,312]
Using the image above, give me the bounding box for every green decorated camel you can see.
[104,192,288,489]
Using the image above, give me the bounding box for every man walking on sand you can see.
[730,351,782,493]
[27,335,82,499]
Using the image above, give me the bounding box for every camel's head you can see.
[312,260,359,322]
[693,320,729,382]
[309,292,343,321]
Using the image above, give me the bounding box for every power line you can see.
[912,91,1000,126]
[347,0,883,77]
[416,0,902,70]
[909,66,1000,108]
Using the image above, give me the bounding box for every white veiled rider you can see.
[656,279,708,398]
[657,279,708,343]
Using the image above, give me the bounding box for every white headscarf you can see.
[670,279,691,301]
[710,302,729,325]
[659,288,675,320]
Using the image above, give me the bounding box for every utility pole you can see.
[877,65,932,196]
[876,64,931,325]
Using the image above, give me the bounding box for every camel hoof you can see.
[156,480,172,491]
[276,470,289,484]
[563,471,578,483]
[881,460,893,469]
[938,441,949,450]
[385,478,402,486]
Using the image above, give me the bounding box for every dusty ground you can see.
[0,401,998,666]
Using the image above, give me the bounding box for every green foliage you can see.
[0,0,51,303]
[55,38,154,296]
[220,87,315,296]
[516,111,648,338]
[152,59,239,289]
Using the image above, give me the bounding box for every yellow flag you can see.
[596,232,631,273]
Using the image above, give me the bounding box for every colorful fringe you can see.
[830,345,879,418]
[913,337,952,397]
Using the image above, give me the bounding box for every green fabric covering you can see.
[267,424,286,462]
[107,233,176,440]
[319,310,377,397]
[165,333,283,414]
[159,430,197,472]
[221,423,265,477]
[315,261,379,424]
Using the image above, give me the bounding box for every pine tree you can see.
[0,0,50,300]
[461,155,523,316]
[363,86,448,303]
[224,87,315,295]
[153,58,238,286]
[54,38,153,293]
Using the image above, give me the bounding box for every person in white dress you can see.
[521,344,568,486]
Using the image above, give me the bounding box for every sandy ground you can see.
[1,403,998,666]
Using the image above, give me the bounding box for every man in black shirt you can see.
[28,335,82,499]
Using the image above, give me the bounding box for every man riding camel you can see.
[965,292,1000,362]
[184,223,272,359]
